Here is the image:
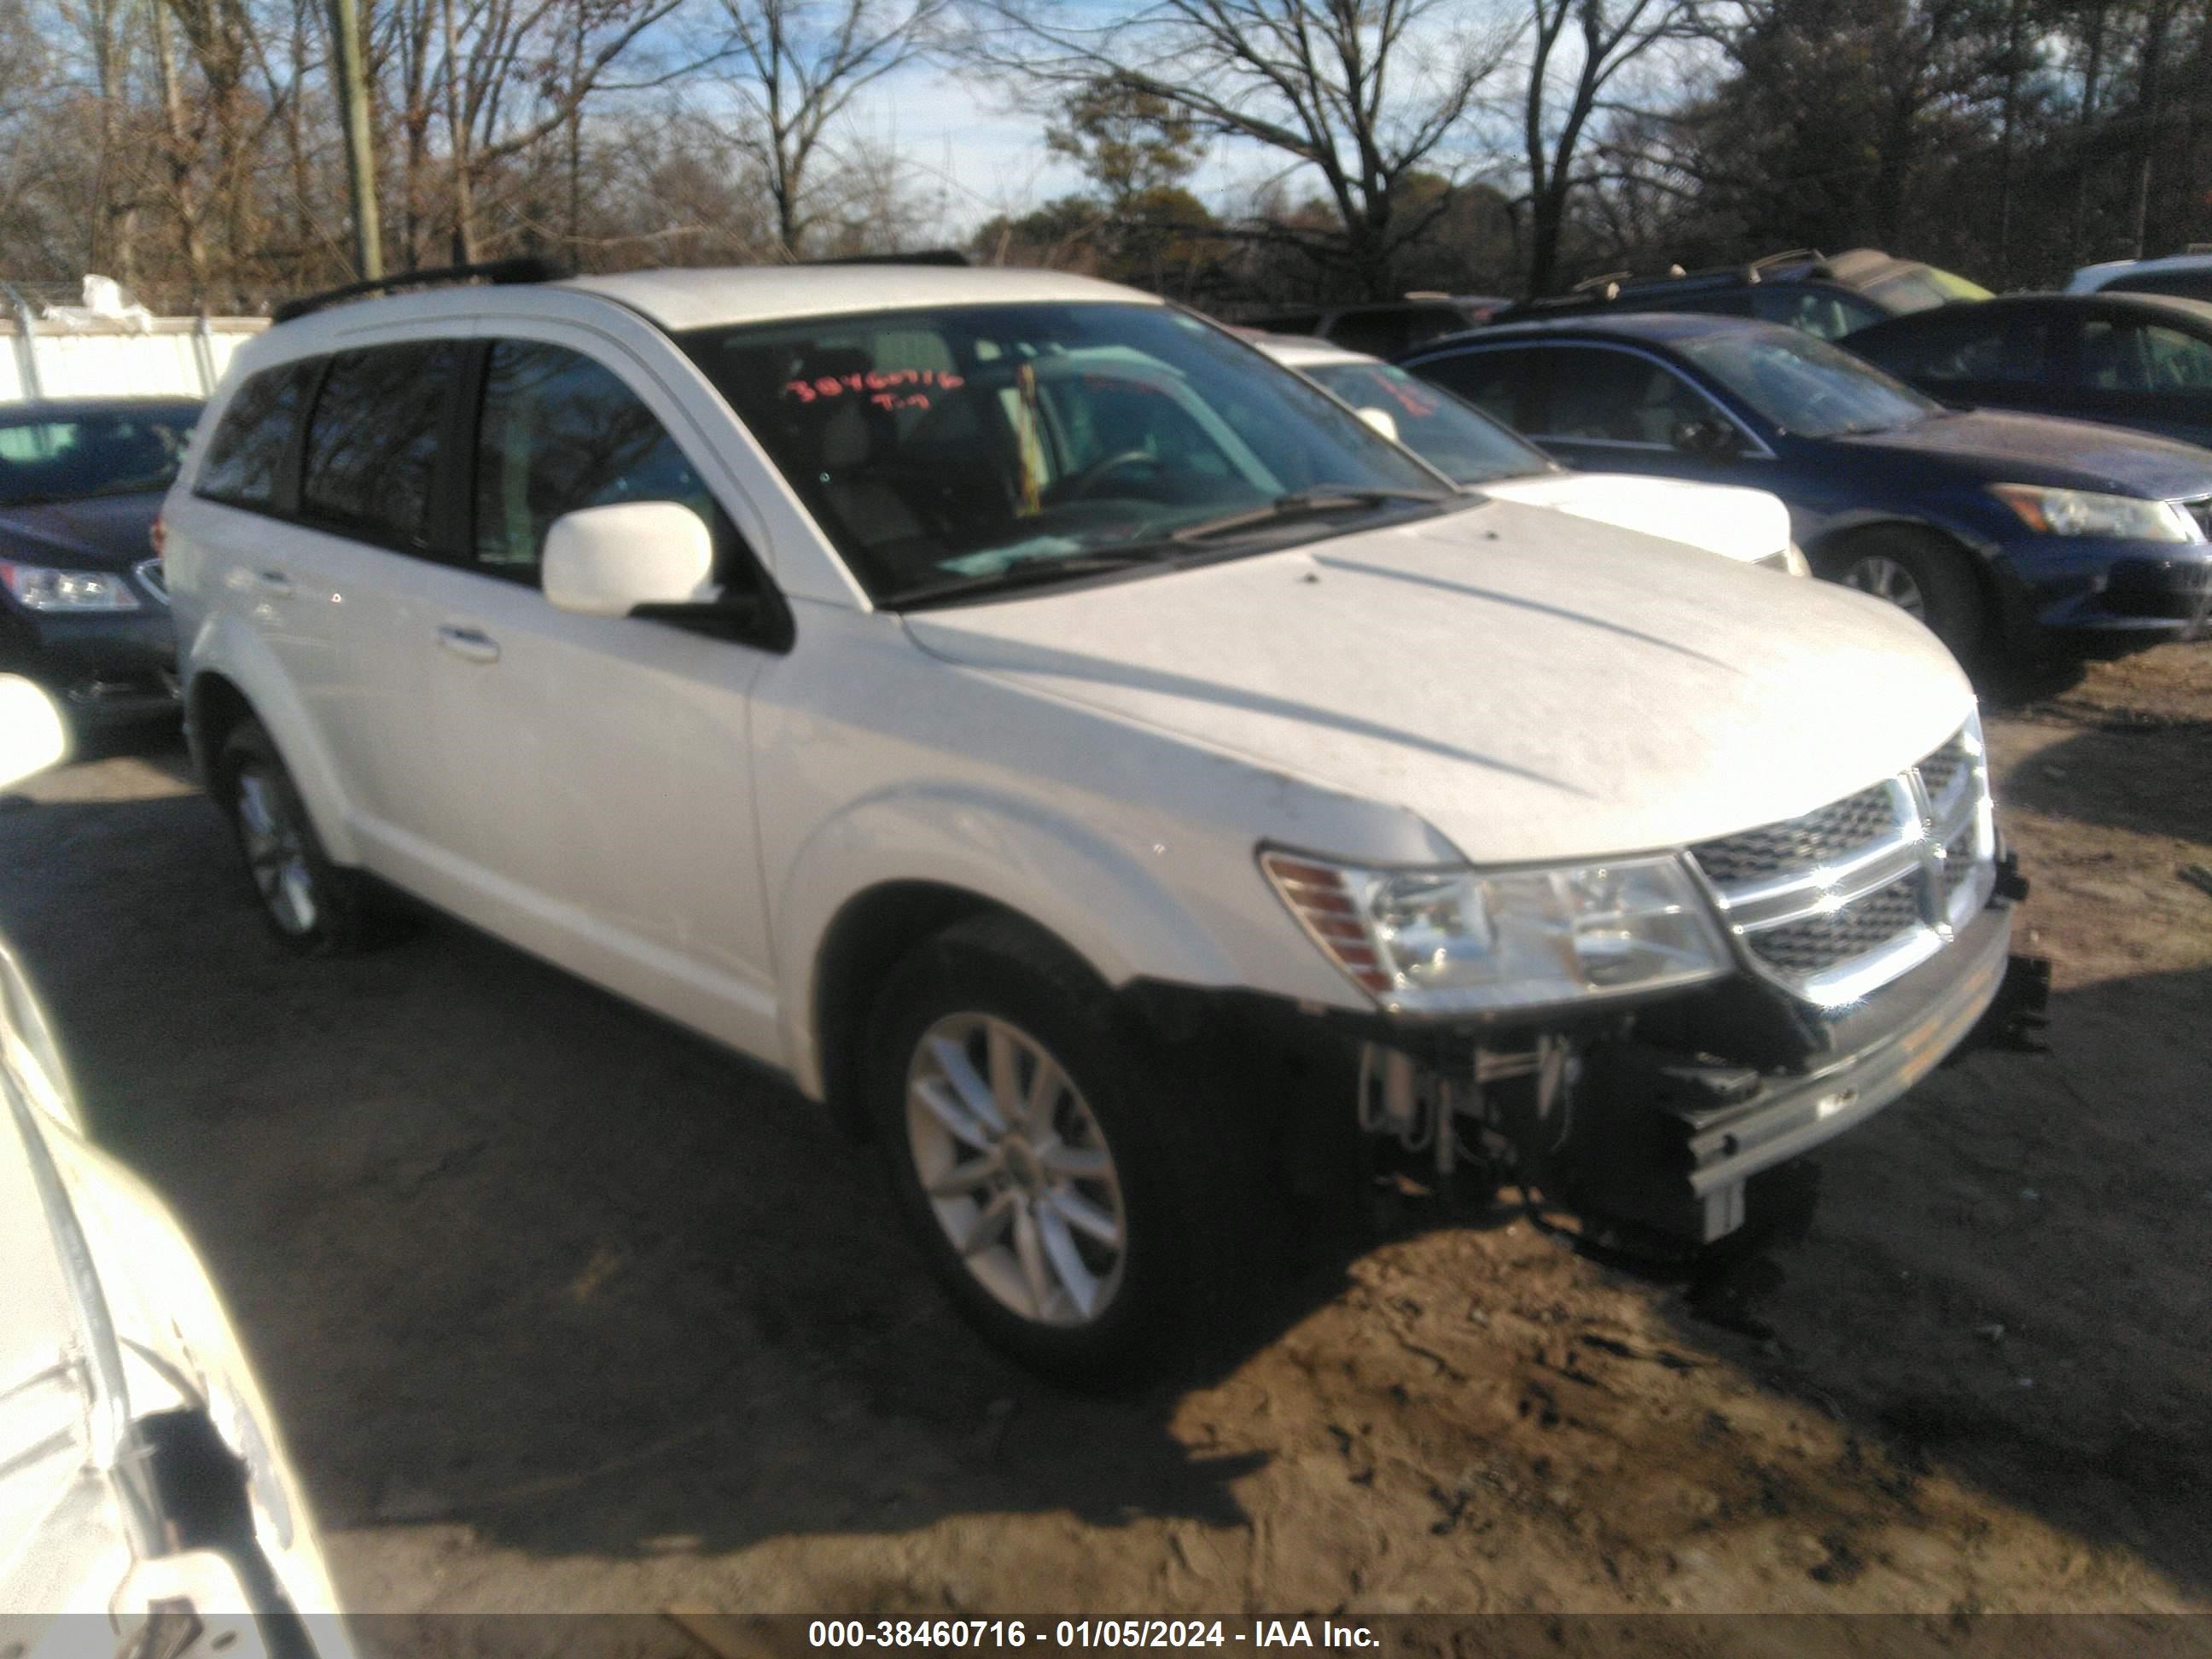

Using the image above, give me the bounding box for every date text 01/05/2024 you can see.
[806,1622,1382,1650]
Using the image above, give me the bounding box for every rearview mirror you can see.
[1356,407,1402,445]
[544,501,718,618]
[0,674,67,789]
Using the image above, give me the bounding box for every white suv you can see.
[164,264,2034,1379]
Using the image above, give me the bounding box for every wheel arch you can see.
[181,618,361,864]
[1805,514,2010,643]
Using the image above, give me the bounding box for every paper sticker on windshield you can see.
[784,368,964,411]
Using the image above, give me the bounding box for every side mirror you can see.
[544,501,718,618]
[1670,416,1742,457]
[1357,407,1402,445]
[0,674,67,789]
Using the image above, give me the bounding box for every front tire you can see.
[215,719,371,955]
[864,914,1250,1386]
[1821,527,1985,662]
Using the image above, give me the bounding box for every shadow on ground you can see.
[0,740,2205,1608]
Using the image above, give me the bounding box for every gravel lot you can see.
[2,644,2208,1631]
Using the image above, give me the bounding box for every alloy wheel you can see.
[1843,554,1928,620]
[905,1013,1127,1327]
[234,765,318,935]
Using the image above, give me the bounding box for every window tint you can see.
[2074,318,2212,393]
[474,341,725,579]
[2107,271,2212,303]
[1874,311,2049,384]
[300,342,459,545]
[1542,349,1716,445]
[196,364,311,509]
[1752,286,1885,340]
[1412,349,1540,428]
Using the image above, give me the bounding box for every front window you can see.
[679,303,1447,604]
[1302,361,1552,485]
[1678,329,1941,438]
[0,406,199,506]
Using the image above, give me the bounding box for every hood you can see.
[1480,472,1790,563]
[1837,409,2212,500]
[903,499,1973,865]
[0,492,163,570]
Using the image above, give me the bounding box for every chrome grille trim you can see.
[2181,495,2212,542]
[1689,719,1995,1006]
[134,557,170,604]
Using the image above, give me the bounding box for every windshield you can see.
[0,407,199,506]
[1301,361,1552,485]
[1677,329,1942,438]
[679,303,1449,604]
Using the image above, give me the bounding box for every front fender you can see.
[183,611,361,866]
[771,783,1263,1101]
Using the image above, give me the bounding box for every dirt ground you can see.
[2,643,2208,1634]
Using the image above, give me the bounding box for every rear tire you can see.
[214,718,373,956]
[863,913,1260,1387]
[1820,527,1985,663]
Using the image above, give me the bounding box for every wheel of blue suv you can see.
[1823,527,1985,663]
[215,718,372,955]
[864,911,1264,1386]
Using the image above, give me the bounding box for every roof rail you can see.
[272,255,562,323]
[1569,269,1633,295]
[804,249,971,267]
[1745,247,1825,280]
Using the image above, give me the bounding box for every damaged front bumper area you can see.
[1134,873,2051,1252]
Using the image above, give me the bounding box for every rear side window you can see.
[195,363,311,509]
[300,341,460,548]
[473,340,732,582]
[1412,348,1541,429]
[1871,311,2051,384]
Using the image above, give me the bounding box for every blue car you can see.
[1399,314,2212,665]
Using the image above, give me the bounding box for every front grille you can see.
[1749,876,1922,975]
[1689,722,1994,1003]
[1690,781,1899,886]
[1915,733,1970,806]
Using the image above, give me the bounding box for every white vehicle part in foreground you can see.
[1479,469,1799,568]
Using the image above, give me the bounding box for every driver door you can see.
[1528,344,1761,489]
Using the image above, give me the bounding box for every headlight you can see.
[0,557,142,610]
[1261,848,1731,1016]
[1989,485,2195,544]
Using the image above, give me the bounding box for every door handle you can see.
[437,625,500,665]
[254,570,293,597]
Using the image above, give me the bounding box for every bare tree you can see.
[956,0,1517,296]
[702,0,947,257]
[1517,0,1709,296]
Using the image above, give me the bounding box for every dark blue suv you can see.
[1400,314,2212,666]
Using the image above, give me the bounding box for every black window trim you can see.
[457,333,796,655]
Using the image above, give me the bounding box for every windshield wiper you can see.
[888,547,1179,609]
[1168,486,1449,544]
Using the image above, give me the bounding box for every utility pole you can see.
[329,0,382,277]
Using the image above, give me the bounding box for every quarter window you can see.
[300,342,459,545]
[195,363,313,509]
[473,341,728,580]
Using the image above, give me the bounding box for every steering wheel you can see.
[1056,449,1161,502]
